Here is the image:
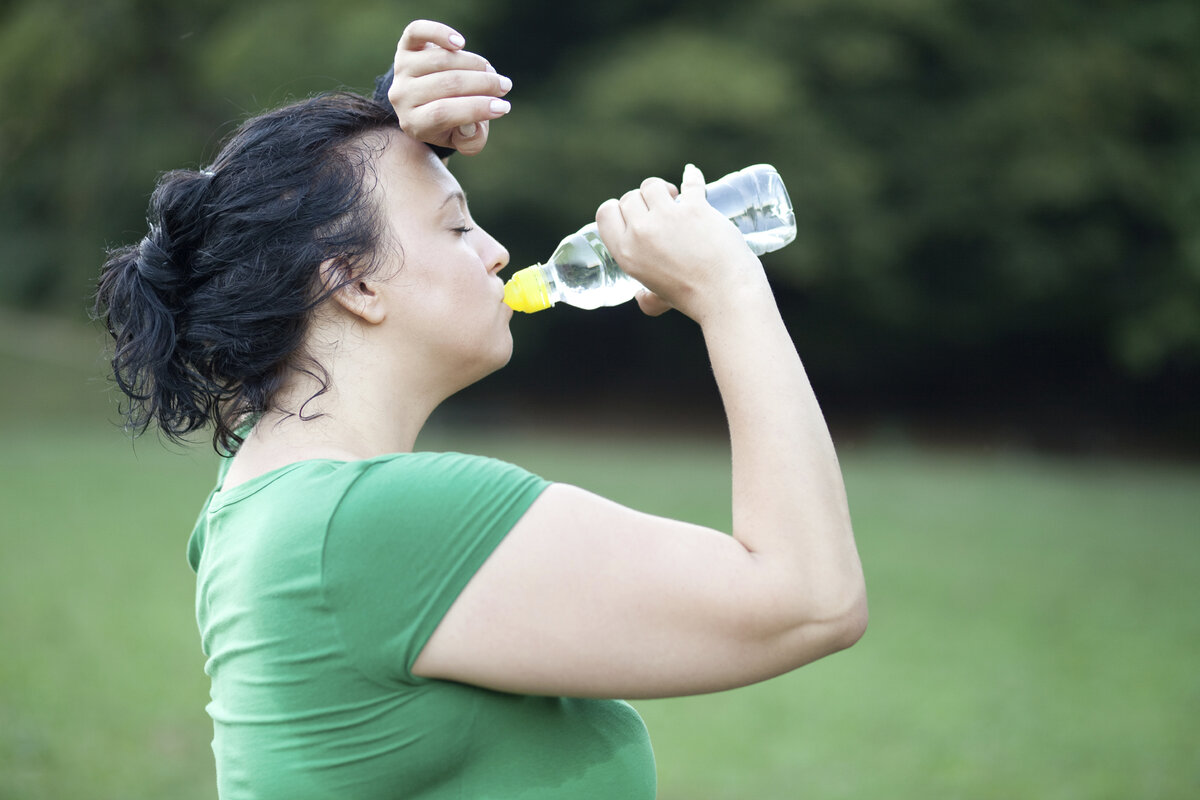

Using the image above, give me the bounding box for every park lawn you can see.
[2,327,1198,800]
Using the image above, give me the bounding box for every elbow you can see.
[798,578,869,661]
[831,588,869,652]
[751,579,869,672]
[741,553,869,672]
[815,545,869,654]
[752,586,867,679]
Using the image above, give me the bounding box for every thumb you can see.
[679,163,706,201]
[451,120,489,155]
[636,289,673,317]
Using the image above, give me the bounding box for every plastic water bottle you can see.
[502,164,796,313]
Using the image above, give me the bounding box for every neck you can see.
[241,323,450,464]
[252,384,431,461]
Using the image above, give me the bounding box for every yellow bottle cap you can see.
[503,265,553,313]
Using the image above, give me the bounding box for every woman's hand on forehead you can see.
[388,20,513,156]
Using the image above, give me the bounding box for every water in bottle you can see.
[503,164,795,313]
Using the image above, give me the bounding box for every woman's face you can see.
[372,131,513,387]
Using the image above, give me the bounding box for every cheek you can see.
[401,253,500,335]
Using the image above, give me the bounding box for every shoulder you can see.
[352,450,546,492]
[333,451,550,522]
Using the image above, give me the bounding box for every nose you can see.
[481,228,509,275]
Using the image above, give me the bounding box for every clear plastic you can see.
[503,164,796,313]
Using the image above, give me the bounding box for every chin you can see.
[461,337,514,388]
[486,341,514,376]
[493,326,515,367]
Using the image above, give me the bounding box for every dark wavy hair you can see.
[94,91,402,453]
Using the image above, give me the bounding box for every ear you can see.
[323,260,387,325]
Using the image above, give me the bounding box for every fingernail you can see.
[498,75,513,92]
[489,99,511,114]
[448,33,465,48]
[458,123,477,138]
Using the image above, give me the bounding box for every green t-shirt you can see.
[186,451,656,799]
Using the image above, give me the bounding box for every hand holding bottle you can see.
[505,164,794,315]
[595,165,769,323]
[385,20,513,156]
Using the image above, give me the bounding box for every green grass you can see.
[2,313,1198,799]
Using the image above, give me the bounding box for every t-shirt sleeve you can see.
[322,452,549,686]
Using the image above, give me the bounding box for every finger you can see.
[397,19,467,53]
[398,47,493,80]
[595,197,625,244]
[618,186,650,220]
[678,163,706,203]
[405,97,510,139]
[393,70,511,110]
[640,177,675,208]
[636,290,673,317]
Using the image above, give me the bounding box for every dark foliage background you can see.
[2,0,1196,450]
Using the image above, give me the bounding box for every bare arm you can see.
[413,166,866,698]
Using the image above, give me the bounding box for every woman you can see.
[96,20,866,800]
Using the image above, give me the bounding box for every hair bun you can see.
[135,225,185,294]
[372,66,394,107]
[96,91,400,453]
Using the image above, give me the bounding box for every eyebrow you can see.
[440,190,467,210]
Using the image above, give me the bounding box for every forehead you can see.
[374,130,461,209]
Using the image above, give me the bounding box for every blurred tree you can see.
[1,0,1195,442]
[459,0,1199,439]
